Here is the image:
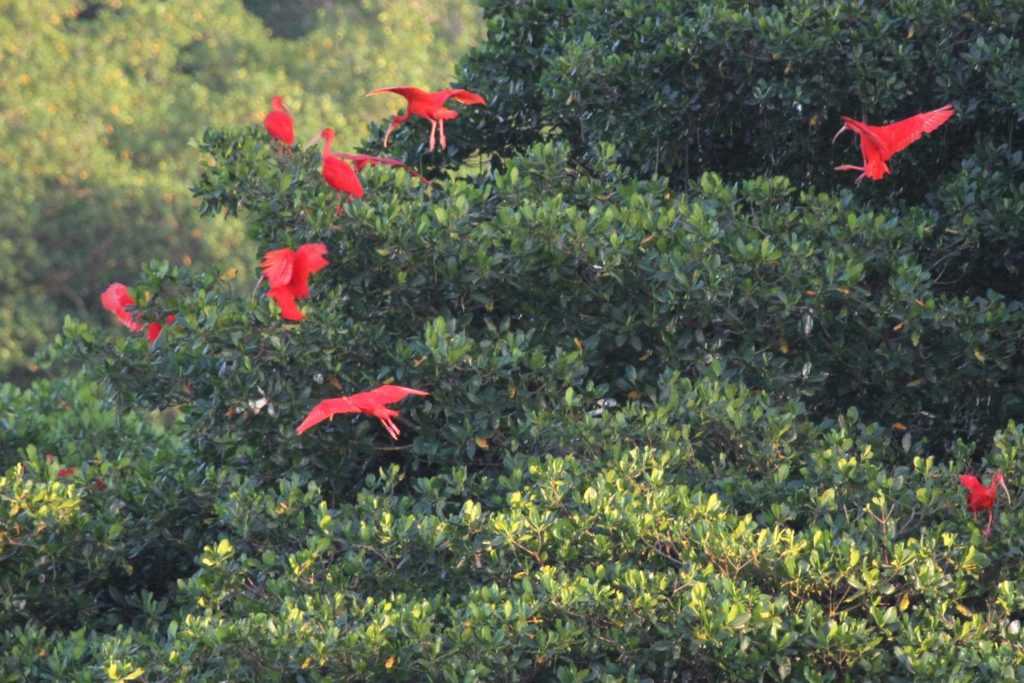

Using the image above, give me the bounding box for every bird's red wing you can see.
[365,384,430,406]
[322,157,365,198]
[268,286,304,321]
[441,89,487,106]
[873,105,955,159]
[960,474,983,490]
[366,86,428,102]
[335,153,429,183]
[261,248,296,288]
[290,243,329,299]
[334,153,372,172]
[101,283,143,332]
[295,397,361,435]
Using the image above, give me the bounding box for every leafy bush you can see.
[0,0,481,381]
[453,0,1020,191]
[4,0,1024,679]
[432,0,1024,303]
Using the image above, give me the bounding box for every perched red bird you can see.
[296,384,429,440]
[366,86,487,151]
[833,104,955,183]
[263,96,295,146]
[260,243,329,321]
[101,283,174,344]
[332,152,429,184]
[307,128,364,212]
[960,471,1011,537]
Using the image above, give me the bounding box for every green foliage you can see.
[456,0,1020,189]
[439,0,1024,301]
[2,130,1016,677]
[134,133,1024,459]
[0,0,481,381]
[4,0,1024,679]
[0,370,211,637]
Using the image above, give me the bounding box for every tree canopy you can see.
[0,0,481,381]
[3,0,1024,680]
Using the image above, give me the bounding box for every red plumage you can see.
[101,283,174,344]
[101,282,143,332]
[296,384,430,440]
[264,96,295,145]
[366,85,487,151]
[260,243,329,321]
[314,128,364,212]
[332,152,429,183]
[960,470,1011,537]
[833,104,955,183]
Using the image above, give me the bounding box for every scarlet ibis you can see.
[306,128,364,212]
[101,283,143,333]
[366,86,487,151]
[296,384,429,440]
[960,471,1011,537]
[264,96,295,146]
[260,243,329,322]
[101,283,174,344]
[833,104,955,183]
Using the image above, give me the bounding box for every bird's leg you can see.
[984,508,994,537]
[428,120,437,151]
[833,164,867,185]
[439,119,447,149]
[381,417,401,440]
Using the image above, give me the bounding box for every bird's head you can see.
[271,95,285,109]
[303,127,334,150]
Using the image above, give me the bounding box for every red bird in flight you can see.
[263,96,295,146]
[366,86,486,151]
[101,282,174,344]
[260,243,329,321]
[296,384,429,440]
[308,128,364,212]
[833,104,955,183]
[960,471,1011,537]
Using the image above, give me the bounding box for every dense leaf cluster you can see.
[0,0,480,381]
[3,0,1024,680]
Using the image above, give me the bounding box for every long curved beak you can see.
[303,134,322,150]
[998,476,1012,505]
[831,124,849,144]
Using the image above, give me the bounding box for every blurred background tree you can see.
[0,0,482,383]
